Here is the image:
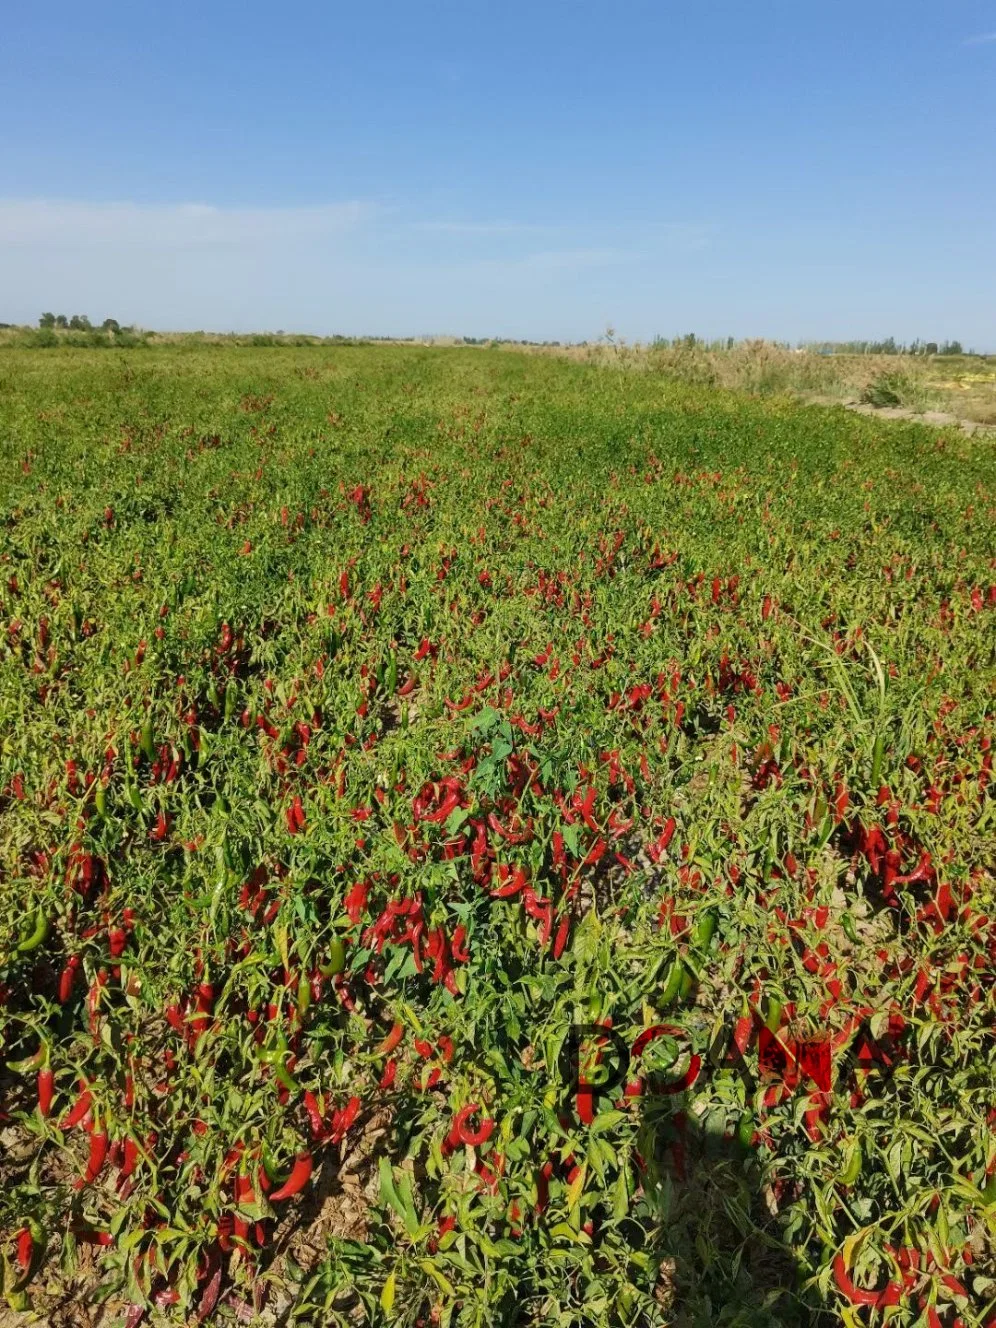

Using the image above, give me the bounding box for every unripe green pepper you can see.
[658,959,683,1008]
[297,973,312,1018]
[319,937,346,978]
[736,1111,754,1151]
[839,1140,863,1186]
[17,910,49,954]
[693,907,717,952]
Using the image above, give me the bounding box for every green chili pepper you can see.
[870,733,885,789]
[123,762,142,813]
[224,682,238,722]
[259,1048,298,1095]
[658,959,683,1008]
[140,720,155,761]
[5,1045,46,1074]
[736,1112,754,1151]
[94,782,107,816]
[765,996,783,1034]
[17,910,50,954]
[816,813,835,849]
[839,1141,863,1186]
[841,913,859,944]
[260,1139,283,1184]
[693,907,717,951]
[297,973,311,1018]
[319,937,346,978]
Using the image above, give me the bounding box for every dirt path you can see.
[806,395,995,436]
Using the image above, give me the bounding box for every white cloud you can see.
[0,198,376,248]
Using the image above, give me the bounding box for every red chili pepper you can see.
[648,817,677,862]
[379,1058,397,1089]
[553,913,571,959]
[453,1104,495,1147]
[269,1150,313,1201]
[189,981,215,1043]
[165,1001,186,1033]
[302,1090,325,1139]
[118,1136,139,1179]
[149,810,170,841]
[576,786,599,831]
[37,1067,54,1118]
[60,1082,93,1130]
[58,954,82,1002]
[331,1096,361,1142]
[344,881,368,923]
[491,864,527,898]
[15,1226,33,1274]
[376,1021,405,1056]
[832,1253,902,1308]
[79,1128,109,1187]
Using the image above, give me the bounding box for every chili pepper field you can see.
[1,343,994,1327]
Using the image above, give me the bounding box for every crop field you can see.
[1,345,995,1328]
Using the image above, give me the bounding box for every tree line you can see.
[38,313,129,333]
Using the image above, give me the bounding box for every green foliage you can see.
[861,368,937,411]
[0,345,993,1326]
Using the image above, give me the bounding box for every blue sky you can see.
[2,1,994,345]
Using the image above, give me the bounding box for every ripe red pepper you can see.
[380,1058,397,1089]
[60,1082,93,1130]
[452,1104,495,1147]
[376,1020,405,1056]
[37,1067,54,1118]
[302,1090,325,1139]
[79,1128,109,1187]
[648,817,677,862]
[58,954,82,1003]
[15,1227,33,1275]
[118,1136,140,1179]
[269,1150,313,1201]
[330,1096,361,1142]
[832,1254,902,1308]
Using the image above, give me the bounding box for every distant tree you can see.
[68,314,92,331]
[939,340,963,356]
[55,314,68,328]
[39,312,56,328]
[101,318,120,334]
